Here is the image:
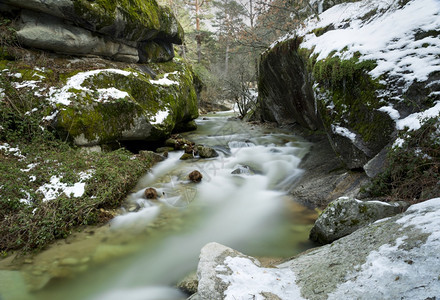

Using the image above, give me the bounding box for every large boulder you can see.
[258,0,440,169]
[52,61,199,146]
[309,197,408,244]
[17,10,139,63]
[196,198,440,299]
[258,38,320,130]
[0,57,199,147]
[3,0,184,63]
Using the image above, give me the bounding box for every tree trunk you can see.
[196,0,202,63]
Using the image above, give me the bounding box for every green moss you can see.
[72,0,182,43]
[308,54,393,145]
[55,60,198,144]
[312,25,333,37]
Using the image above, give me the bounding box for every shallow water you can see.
[0,112,317,300]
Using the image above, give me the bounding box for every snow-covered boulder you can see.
[309,197,408,244]
[0,58,199,146]
[197,242,303,300]
[259,0,440,169]
[196,198,440,299]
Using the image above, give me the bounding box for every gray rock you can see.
[196,199,440,300]
[17,10,139,63]
[197,145,218,158]
[187,293,200,300]
[177,272,198,295]
[197,242,262,300]
[258,38,320,130]
[280,198,440,299]
[363,146,388,178]
[309,197,407,244]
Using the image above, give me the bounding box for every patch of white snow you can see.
[331,125,356,142]
[48,69,136,106]
[217,256,305,300]
[149,71,179,86]
[150,109,170,125]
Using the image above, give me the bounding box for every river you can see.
[0,112,317,300]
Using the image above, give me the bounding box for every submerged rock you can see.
[309,197,408,244]
[188,170,202,183]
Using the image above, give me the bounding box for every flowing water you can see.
[0,112,318,300]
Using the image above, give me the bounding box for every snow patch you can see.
[149,71,179,86]
[271,0,440,95]
[150,109,170,125]
[378,105,400,121]
[217,256,305,300]
[48,69,136,106]
[37,170,94,202]
[0,143,26,160]
[396,101,440,131]
[331,125,356,142]
[328,198,440,299]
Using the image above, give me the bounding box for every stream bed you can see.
[0,112,318,300]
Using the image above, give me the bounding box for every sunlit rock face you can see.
[258,0,440,170]
[3,0,183,63]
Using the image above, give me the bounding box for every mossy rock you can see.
[54,61,198,146]
[4,0,183,45]
[309,197,407,244]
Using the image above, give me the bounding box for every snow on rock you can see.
[297,0,440,93]
[217,256,304,300]
[37,170,94,202]
[396,101,440,131]
[327,198,440,299]
[48,69,136,106]
[149,71,179,86]
[278,197,440,299]
[150,109,170,125]
[197,242,304,300]
[331,125,356,142]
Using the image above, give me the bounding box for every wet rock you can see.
[180,153,194,160]
[189,170,202,183]
[310,197,408,244]
[165,134,195,150]
[139,151,165,164]
[144,188,158,200]
[197,145,218,158]
[177,272,198,295]
[156,146,174,153]
[184,144,196,155]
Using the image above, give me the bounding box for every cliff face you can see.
[2,0,183,63]
[0,0,199,148]
[258,0,440,171]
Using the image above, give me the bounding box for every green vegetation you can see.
[364,117,440,203]
[0,75,158,253]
